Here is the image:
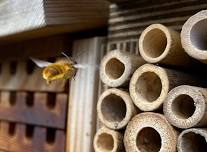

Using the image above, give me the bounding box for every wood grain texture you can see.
[0,0,109,43]
[0,121,65,152]
[0,92,67,129]
[108,0,207,54]
[67,37,105,152]
[0,35,72,60]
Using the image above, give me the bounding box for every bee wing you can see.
[73,64,99,69]
[30,57,52,68]
[73,64,86,69]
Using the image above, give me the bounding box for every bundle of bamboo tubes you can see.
[94,10,207,152]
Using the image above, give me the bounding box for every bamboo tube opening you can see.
[94,127,124,152]
[178,129,207,152]
[140,24,191,66]
[139,24,174,64]
[164,85,206,129]
[142,28,167,58]
[172,94,195,119]
[97,88,137,129]
[97,133,114,151]
[105,58,125,80]
[136,127,161,152]
[124,113,177,152]
[136,71,162,102]
[181,10,207,63]
[181,132,206,152]
[190,19,207,51]
[101,94,126,122]
[100,49,145,87]
[130,64,168,111]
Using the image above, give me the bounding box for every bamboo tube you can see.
[97,88,138,130]
[93,127,124,152]
[163,85,207,129]
[139,24,191,66]
[177,128,207,152]
[124,112,177,152]
[100,49,145,87]
[129,64,204,111]
[181,10,207,63]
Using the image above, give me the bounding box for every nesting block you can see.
[0,121,65,152]
[0,92,67,129]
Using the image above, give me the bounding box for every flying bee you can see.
[31,52,80,85]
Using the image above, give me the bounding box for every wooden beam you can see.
[67,37,105,152]
[0,35,72,61]
[0,0,109,43]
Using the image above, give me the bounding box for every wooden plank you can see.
[0,35,72,61]
[0,92,67,129]
[0,121,65,152]
[67,37,105,152]
[0,0,109,43]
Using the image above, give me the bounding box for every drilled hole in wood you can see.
[120,43,124,50]
[132,42,137,54]
[137,127,161,152]
[181,132,207,152]
[26,92,34,107]
[172,94,195,119]
[26,60,35,74]
[9,92,16,106]
[136,72,162,102]
[97,133,114,151]
[105,58,125,80]
[126,42,130,52]
[26,125,34,139]
[47,93,56,109]
[8,122,16,136]
[110,43,117,51]
[46,128,56,144]
[64,81,69,92]
[10,61,17,75]
[101,94,126,122]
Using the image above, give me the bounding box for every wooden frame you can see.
[67,37,105,152]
